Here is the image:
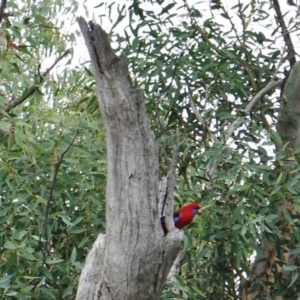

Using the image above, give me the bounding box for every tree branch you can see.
[3,49,71,112]
[272,0,296,68]
[225,78,283,142]
[0,0,6,22]
[245,79,284,114]
[43,128,79,257]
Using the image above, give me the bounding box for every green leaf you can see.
[265,214,278,221]
[270,130,282,145]
[290,247,300,255]
[191,285,206,297]
[35,195,47,205]
[40,287,55,299]
[70,247,77,263]
[20,250,36,261]
[78,237,90,248]
[45,259,64,264]
[68,227,86,234]
[0,121,11,131]
[4,240,20,250]
[0,275,13,285]
[283,211,293,223]
[282,265,297,271]
[287,272,298,288]
[241,226,247,236]
[62,285,73,298]
[31,235,46,242]
[232,224,241,230]
[61,216,74,226]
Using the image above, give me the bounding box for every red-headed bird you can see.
[173,203,201,229]
[161,203,201,235]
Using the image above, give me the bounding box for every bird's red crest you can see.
[184,203,201,210]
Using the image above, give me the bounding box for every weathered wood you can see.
[277,61,300,150]
[245,62,300,300]
[76,17,183,300]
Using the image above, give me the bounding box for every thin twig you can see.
[3,49,71,112]
[169,128,179,184]
[270,47,286,82]
[41,49,71,78]
[161,129,179,216]
[43,128,79,257]
[225,118,245,143]
[187,87,219,143]
[224,43,285,142]
[156,53,181,167]
[225,77,284,142]
[219,3,258,92]
[188,91,205,125]
[245,78,284,114]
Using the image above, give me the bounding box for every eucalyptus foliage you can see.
[0,1,106,299]
[107,1,300,299]
[1,0,300,299]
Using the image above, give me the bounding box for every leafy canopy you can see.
[1,0,300,299]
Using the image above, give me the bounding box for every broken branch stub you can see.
[76,17,183,300]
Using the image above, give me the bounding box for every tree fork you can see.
[76,17,183,300]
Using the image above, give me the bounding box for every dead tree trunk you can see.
[76,18,183,300]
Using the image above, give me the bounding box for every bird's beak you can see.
[197,209,201,214]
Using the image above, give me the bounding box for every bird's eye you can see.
[192,208,200,215]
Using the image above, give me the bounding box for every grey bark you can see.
[246,62,300,300]
[76,18,183,300]
[277,62,300,150]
